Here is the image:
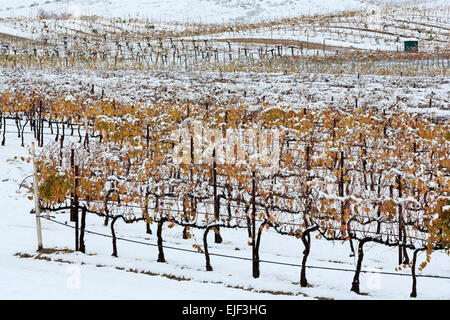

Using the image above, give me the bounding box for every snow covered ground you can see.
[0,0,447,23]
[0,0,389,22]
[0,1,448,53]
[0,0,449,301]
[0,127,449,299]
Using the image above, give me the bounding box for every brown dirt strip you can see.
[0,32,31,42]
[393,19,450,32]
[213,38,356,51]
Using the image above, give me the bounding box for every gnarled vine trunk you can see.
[410,248,424,298]
[300,226,318,287]
[111,216,120,257]
[79,207,87,253]
[157,219,167,263]
[203,225,219,271]
[351,239,368,294]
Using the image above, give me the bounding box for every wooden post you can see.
[74,163,79,252]
[70,149,79,251]
[213,148,222,243]
[70,149,76,222]
[397,174,403,265]
[84,117,89,152]
[32,142,43,251]
[251,170,259,278]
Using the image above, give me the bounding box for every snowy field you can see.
[1,1,449,52]
[2,0,446,23]
[0,126,449,300]
[0,0,449,301]
[0,68,448,118]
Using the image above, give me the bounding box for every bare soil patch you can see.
[215,38,356,52]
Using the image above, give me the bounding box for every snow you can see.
[0,23,36,39]
[0,1,447,53]
[0,0,449,301]
[1,68,448,118]
[0,1,383,23]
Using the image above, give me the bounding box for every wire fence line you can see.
[36,215,450,281]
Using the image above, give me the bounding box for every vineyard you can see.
[0,0,449,301]
[0,5,449,76]
[0,89,449,298]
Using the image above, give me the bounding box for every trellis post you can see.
[32,142,43,251]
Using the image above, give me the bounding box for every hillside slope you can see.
[0,0,447,23]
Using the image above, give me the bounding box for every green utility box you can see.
[404,40,418,53]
